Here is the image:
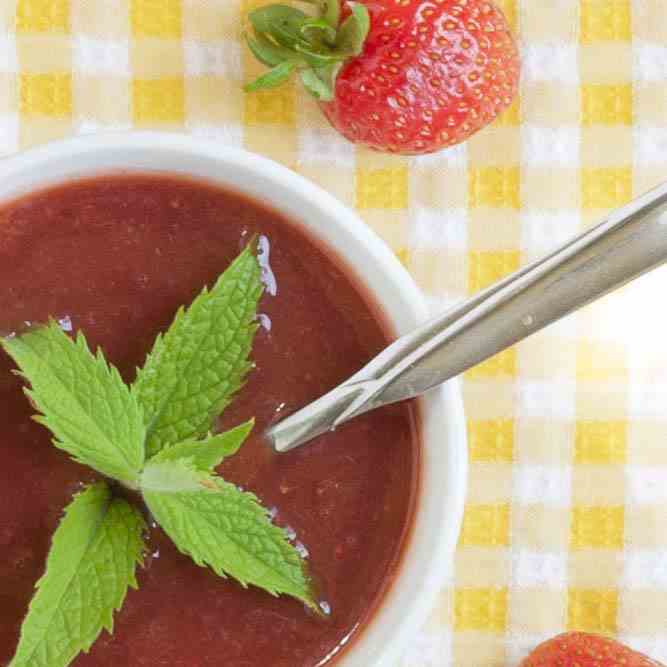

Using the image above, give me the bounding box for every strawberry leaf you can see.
[301,18,337,44]
[244,0,370,102]
[249,5,311,50]
[295,43,346,67]
[245,60,297,92]
[337,2,370,56]
[245,31,298,67]
[300,67,336,101]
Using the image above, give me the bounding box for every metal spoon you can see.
[267,181,667,453]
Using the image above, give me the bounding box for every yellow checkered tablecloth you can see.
[1,1,667,666]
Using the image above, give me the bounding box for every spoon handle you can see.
[268,181,667,453]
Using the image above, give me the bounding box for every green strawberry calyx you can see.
[244,1,370,102]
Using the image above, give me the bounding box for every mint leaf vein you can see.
[9,482,145,667]
[133,242,263,458]
[142,459,317,610]
[1,323,146,486]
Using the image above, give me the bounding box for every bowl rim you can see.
[0,131,467,667]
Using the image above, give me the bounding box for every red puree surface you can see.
[0,175,419,667]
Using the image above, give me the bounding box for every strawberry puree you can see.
[0,175,419,667]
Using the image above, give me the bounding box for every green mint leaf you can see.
[1,322,145,487]
[140,458,207,492]
[9,482,145,667]
[133,242,263,458]
[245,60,297,92]
[141,460,317,610]
[151,419,254,471]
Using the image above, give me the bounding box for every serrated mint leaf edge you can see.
[9,482,146,667]
[148,419,254,471]
[1,322,146,487]
[132,242,263,458]
[142,461,318,610]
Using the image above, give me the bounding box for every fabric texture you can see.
[0,1,666,666]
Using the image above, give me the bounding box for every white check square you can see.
[184,40,242,78]
[0,34,16,73]
[401,630,452,667]
[523,126,580,167]
[0,113,18,156]
[517,380,576,419]
[514,465,572,507]
[298,127,356,168]
[415,141,467,168]
[73,36,130,76]
[512,550,567,588]
[634,43,667,82]
[523,44,578,83]
[624,549,667,589]
[521,210,581,253]
[410,207,468,251]
[626,466,667,505]
[634,127,667,166]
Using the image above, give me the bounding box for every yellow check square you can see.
[466,349,516,379]
[575,421,626,464]
[571,506,624,549]
[244,86,296,128]
[16,0,69,32]
[460,504,510,547]
[455,588,508,632]
[582,85,632,126]
[469,167,520,209]
[131,0,182,38]
[568,589,618,633]
[20,73,71,117]
[581,0,631,44]
[468,251,520,292]
[581,168,632,210]
[469,419,514,463]
[133,78,185,124]
[356,168,409,210]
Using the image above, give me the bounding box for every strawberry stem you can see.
[244,1,369,100]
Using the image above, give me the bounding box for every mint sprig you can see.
[2,242,317,667]
[151,419,255,471]
[2,324,145,487]
[9,483,145,667]
[133,241,263,458]
[142,460,317,607]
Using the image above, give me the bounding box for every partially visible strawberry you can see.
[244,0,519,155]
[520,633,665,667]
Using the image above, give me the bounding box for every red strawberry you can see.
[244,0,519,155]
[520,633,665,667]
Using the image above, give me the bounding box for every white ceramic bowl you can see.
[0,132,467,667]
